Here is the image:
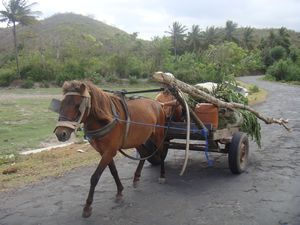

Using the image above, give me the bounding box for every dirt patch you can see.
[0,143,98,191]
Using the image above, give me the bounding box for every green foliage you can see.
[249,85,259,93]
[212,84,261,147]
[84,71,104,84]
[270,46,286,61]
[21,79,34,88]
[1,13,300,85]
[105,73,119,83]
[240,50,264,73]
[0,68,16,86]
[129,75,138,84]
[20,55,57,81]
[204,42,247,76]
[266,59,300,82]
[171,53,200,83]
[239,110,262,148]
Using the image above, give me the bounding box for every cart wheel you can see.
[228,132,249,174]
[144,139,168,166]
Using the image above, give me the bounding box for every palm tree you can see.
[242,27,255,50]
[0,0,40,78]
[165,21,187,58]
[202,26,219,49]
[187,24,201,53]
[225,20,238,42]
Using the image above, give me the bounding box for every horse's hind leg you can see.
[108,159,124,202]
[158,158,166,184]
[82,153,111,218]
[133,160,145,188]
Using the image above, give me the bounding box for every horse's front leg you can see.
[82,153,112,218]
[108,159,124,202]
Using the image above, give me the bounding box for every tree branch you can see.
[153,72,290,131]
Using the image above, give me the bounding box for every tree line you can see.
[0,0,299,87]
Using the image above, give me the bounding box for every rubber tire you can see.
[228,132,249,174]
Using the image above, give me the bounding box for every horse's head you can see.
[54,81,91,142]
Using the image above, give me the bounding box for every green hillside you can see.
[0,13,144,63]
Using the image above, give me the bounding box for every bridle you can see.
[55,90,91,132]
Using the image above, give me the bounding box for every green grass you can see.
[0,82,160,158]
[0,98,58,155]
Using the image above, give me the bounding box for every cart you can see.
[145,121,249,174]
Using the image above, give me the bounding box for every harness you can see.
[55,90,91,132]
[55,90,131,146]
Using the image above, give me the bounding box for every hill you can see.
[0,13,144,63]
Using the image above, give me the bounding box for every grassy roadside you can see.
[237,80,268,105]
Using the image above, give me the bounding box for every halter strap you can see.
[55,91,91,132]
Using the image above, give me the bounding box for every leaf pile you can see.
[212,83,262,147]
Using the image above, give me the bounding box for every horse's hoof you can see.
[133,181,139,188]
[82,206,92,218]
[158,177,166,184]
[115,194,123,203]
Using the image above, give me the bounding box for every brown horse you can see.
[54,80,166,218]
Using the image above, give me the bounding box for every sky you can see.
[1,0,300,40]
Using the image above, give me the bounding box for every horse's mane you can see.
[62,80,113,123]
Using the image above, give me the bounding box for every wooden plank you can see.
[167,142,220,152]
[213,127,239,141]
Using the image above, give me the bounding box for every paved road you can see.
[1,76,299,225]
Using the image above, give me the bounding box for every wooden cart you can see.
[145,121,249,174]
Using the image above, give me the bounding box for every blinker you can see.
[49,98,61,113]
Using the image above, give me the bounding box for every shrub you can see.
[21,79,34,88]
[249,85,259,93]
[55,73,74,86]
[270,46,286,61]
[84,71,104,84]
[129,75,138,84]
[0,68,17,86]
[105,73,119,83]
[266,59,289,81]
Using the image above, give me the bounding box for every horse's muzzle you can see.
[55,126,73,142]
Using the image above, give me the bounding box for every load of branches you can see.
[153,72,290,147]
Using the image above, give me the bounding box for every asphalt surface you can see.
[1,76,299,225]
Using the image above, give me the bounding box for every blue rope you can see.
[201,129,213,166]
[115,117,213,165]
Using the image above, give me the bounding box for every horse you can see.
[54,80,166,218]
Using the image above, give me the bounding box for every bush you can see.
[20,63,56,82]
[55,73,74,86]
[266,59,289,81]
[0,68,17,86]
[129,75,138,84]
[84,71,104,84]
[105,73,119,83]
[270,46,286,61]
[266,59,300,81]
[249,85,259,93]
[21,79,34,88]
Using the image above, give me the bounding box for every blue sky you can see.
[1,0,300,40]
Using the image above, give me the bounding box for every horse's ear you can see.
[80,83,90,97]
[62,81,69,88]
[80,83,86,95]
